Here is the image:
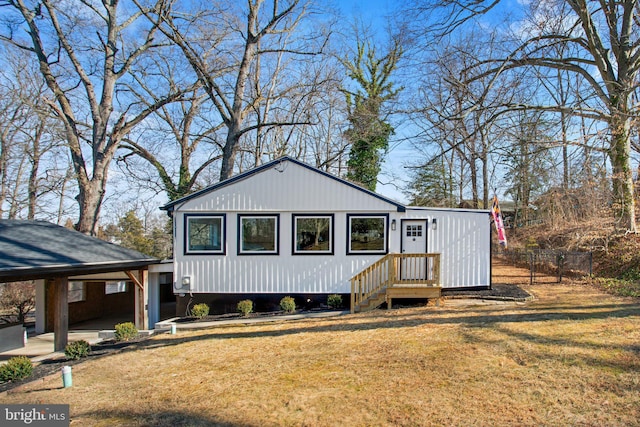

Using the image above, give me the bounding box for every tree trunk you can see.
[219,122,243,181]
[74,157,109,236]
[609,110,636,232]
[27,123,44,220]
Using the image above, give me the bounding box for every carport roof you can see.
[0,220,159,282]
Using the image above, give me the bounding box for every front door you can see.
[401,220,427,280]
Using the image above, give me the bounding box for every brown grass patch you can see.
[2,262,640,426]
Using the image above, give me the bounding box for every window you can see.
[105,281,127,294]
[238,214,279,255]
[347,214,388,254]
[185,214,225,254]
[406,225,422,237]
[293,215,333,254]
[68,281,86,303]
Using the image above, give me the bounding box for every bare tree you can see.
[406,30,519,208]
[500,110,556,225]
[0,0,186,234]
[0,48,68,221]
[138,0,330,182]
[0,281,35,324]
[405,0,640,231]
[118,78,223,201]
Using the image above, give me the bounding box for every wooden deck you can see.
[350,254,442,313]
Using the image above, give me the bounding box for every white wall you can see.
[174,208,491,294]
[170,159,491,294]
[175,211,387,294]
[402,208,492,288]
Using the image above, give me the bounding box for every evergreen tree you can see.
[342,37,402,191]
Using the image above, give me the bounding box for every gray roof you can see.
[0,220,158,282]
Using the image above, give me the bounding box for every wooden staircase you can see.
[350,253,442,313]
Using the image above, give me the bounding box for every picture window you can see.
[347,214,388,254]
[293,215,333,254]
[185,215,225,254]
[239,215,279,255]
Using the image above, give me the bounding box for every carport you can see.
[0,220,160,352]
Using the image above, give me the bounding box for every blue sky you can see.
[333,0,525,204]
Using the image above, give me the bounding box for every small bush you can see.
[0,356,33,383]
[65,340,91,360]
[114,322,138,342]
[327,294,343,309]
[191,303,210,319]
[237,299,253,317]
[280,296,296,313]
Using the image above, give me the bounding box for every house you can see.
[161,157,491,313]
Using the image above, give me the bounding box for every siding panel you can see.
[172,160,491,294]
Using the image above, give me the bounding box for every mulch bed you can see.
[442,283,532,301]
[175,307,337,324]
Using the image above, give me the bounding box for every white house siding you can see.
[400,208,491,288]
[174,162,398,213]
[171,160,402,294]
[175,211,392,294]
[169,158,491,294]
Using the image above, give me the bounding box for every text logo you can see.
[1,405,69,426]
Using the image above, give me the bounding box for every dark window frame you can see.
[184,213,226,255]
[292,214,334,255]
[346,213,389,255]
[237,214,280,255]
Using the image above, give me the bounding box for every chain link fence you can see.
[494,246,593,284]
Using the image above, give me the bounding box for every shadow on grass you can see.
[3,300,639,394]
[75,409,253,427]
[125,301,640,356]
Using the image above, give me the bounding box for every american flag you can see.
[491,195,508,248]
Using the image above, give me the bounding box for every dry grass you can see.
[2,261,640,426]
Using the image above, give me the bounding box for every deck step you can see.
[354,286,442,312]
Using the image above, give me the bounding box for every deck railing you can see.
[350,253,441,313]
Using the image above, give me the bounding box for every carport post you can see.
[128,269,149,330]
[53,276,69,352]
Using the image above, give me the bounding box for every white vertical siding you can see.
[400,208,491,289]
[171,159,491,294]
[178,163,399,213]
[175,208,491,293]
[176,210,390,293]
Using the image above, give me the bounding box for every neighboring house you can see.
[161,157,491,313]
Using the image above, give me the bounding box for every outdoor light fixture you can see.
[432,218,437,230]
[391,219,396,230]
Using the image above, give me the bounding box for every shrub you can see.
[0,356,33,383]
[114,322,138,342]
[237,299,253,317]
[327,294,343,309]
[280,296,296,313]
[65,340,91,360]
[191,303,210,319]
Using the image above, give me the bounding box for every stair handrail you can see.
[350,253,442,313]
[350,254,394,314]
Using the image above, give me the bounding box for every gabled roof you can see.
[0,220,159,282]
[161,156,406,212]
